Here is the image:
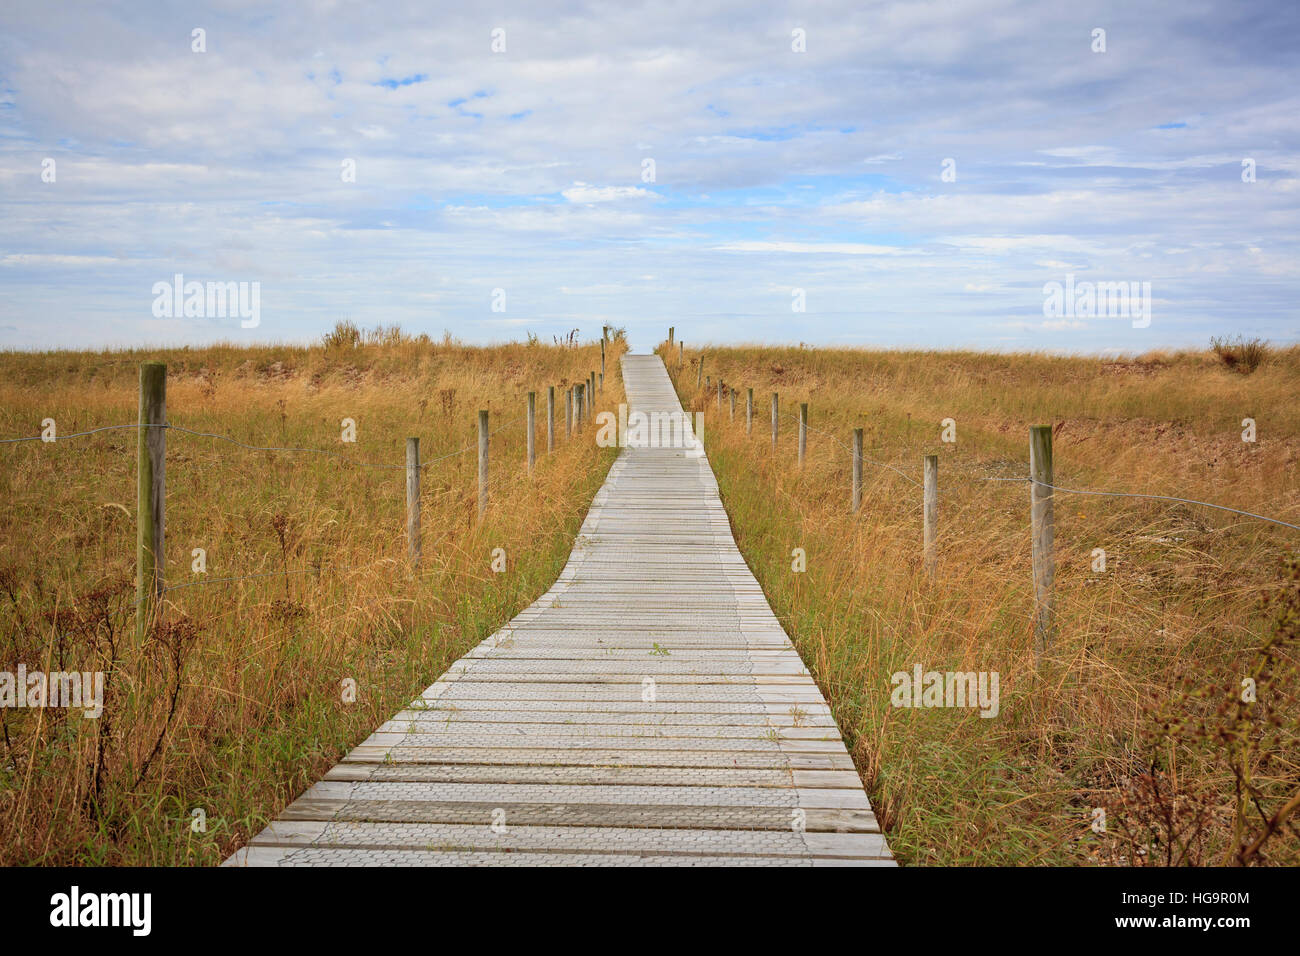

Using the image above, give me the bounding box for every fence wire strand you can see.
[6,403,583,604]
[1,416,530,470]
[702,392,1299,534]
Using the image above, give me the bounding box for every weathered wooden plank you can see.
[241,821,890,860]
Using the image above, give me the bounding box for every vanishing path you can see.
[225,353,893,866]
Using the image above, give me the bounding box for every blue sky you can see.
[0,0,1297,353]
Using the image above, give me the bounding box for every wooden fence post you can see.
[852,428,863,513]
[1030,425,1055,659]
[697,354,703,391]
[600,339,606,382]
[477,410,489,520]
[923,454,938,578]
[717,378,723,411]
[406,437,421,564]
[576,383,585,429]
[527,391,536,472]
[599,371,604,393]
[770,392,778,453]
[565,387,573,436]
[547,386,555,453]
[798,403,808,465]
[746,388,753,435]
[678,342,683,374]
[729,388,736,421]
[136,362,166,641]
[668,326,674,346]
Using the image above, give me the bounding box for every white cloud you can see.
[714,241,909,256]
[561,182,655,203]
[0,0,1295,351]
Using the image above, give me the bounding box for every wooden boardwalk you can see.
[225,354,893,866]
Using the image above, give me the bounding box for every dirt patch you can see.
[1099,359,1169,377]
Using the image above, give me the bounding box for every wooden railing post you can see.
[717,378,723,411]
[136,362,166,641]
[477,410,489,520]
[600,339,606,383]
[565,387,573,436]
[852,428,863,513]
[547,386,555,453]
[923,454,938,578]
[770,392,778,453]
[1030,425,1055,659]
[798,403,808,465]
[668,326,674,346]
[406,437,421,565]
[576,383,585,429]
[678,342,683,374]
[527,391,536,472]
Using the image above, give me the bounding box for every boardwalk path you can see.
[226,354,893,866]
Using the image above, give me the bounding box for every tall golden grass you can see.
[0,329,624,865]
[666,342,1299,866]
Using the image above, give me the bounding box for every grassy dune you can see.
[666,342,1300,866]
[0,330,624,865]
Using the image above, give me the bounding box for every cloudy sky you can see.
[1,0,1296,353]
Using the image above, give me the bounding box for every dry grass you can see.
[666,342,1300,866]
[1211,336,1270,375]
[0,329,624,865]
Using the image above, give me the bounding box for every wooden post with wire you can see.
[406,437,421,565]
[770,392,778,453]
[477,411,489,520]
[798,403,808,465]
[136,362,166,641]
[852,428,863,513]
[546,386,555,453]
[527,391,536,472]
[1029,425,1055,659]
[923,454,938,578]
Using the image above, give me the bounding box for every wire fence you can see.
[1,361,614,614]
[1,418,528,470]
[759,405,1298,533]
[679,354,1298,660]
